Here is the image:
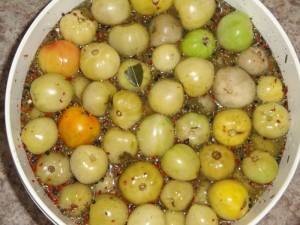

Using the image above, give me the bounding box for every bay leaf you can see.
[125,63,144,88]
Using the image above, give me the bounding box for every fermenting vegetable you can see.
[60,10,97,45]
[119,162,163,204]
[109,23,149,57]
[137,114,175,157]
[58,106,101,148]
[80,42,120,80]
[181,29,216,59]
[165,211,185,225]
[217,11,254,52]
[70,145,108,184]
[175,112,210,147]
[213,109,251,146]
[199,144,235,180]
[257,76,284,103]
[161,144,200,181]
[127,204,165,225]
[21,117,58,154]
[213,67,256,108]
[148,79,184,115]
[30,73,73,112]
[160,180,194,211]
[186,204,218,225]
[175,58,214,97]
[208,179,249,220]
[103,127,138,163]
[152,44,181,72]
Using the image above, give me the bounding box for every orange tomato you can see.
[58,106,100,148]
[38,40,80,78]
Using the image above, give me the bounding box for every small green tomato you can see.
[181,29,216,59]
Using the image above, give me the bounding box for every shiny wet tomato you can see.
[58,106,100,148]
[38,40,80,78]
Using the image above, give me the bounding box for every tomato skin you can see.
[58,106,100,148]
[38,40,80,78]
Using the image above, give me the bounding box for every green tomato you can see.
[161,144,200,181]
[181,29,216,59]
[186,204,218,225]
[253,103,289,139]
[217,11,254,52]
[30,73,73,113]
[36,152,72,186]
[127,204,165,225]
[175,112,210,147]
[137,114,175,157]
[58,183,92,216]
[199,144,235,181]
[90,194,128,225]
[208,179,249,220]
[242,151,279,184]
[160,180,194,211]
[21,117,58,154]
[119,162,163,205]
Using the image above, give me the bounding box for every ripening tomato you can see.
[38,40,80,78]
[58,106,100,148]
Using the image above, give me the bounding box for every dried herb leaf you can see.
[125,63,144,88]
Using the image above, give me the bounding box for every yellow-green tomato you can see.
[199,144,235,181]
[30,73,73,112]
[117,59,151,91]
[186,205,218,225]
[70,145,108,184]
[213,67,256,108]
[150,14,183,47]
[91,0,130,25]
[181,29,216,59]
[148,79,184,115]
[194,181,210,205]
[175,0,216,30]
[175,112,210,147]
[111,90,143,129]
[109,23,149,57]
[59,10,97,45]
[82,81,116,116]
[208,179,249,220]
[242,151,279,184]
[153,44,181,72]
[21,117,58,154]
[137,114,175,157]
[130,0,173,15]
[257,76,284,103]
[160,180,194,211]
[165,211,185,225]
[175,58,214,97]
[253,103,289,139]
[213,109,251,146]
[237,47,269,76]
[161,144,200,181]
[119,162,163,205]
[251,134,278,157]
[217,11,254,52]
[127,204,165,225]
[89,195,128,225]
[71,75,90,100]
[36,152,72,186]
[80,42,120,80]
[58,183,92,216]
[103,127,138,163]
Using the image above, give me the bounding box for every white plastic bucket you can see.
[5,0,300,224]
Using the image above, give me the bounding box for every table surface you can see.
[0,0,299,224]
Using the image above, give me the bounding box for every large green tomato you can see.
[217,11,254,52]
